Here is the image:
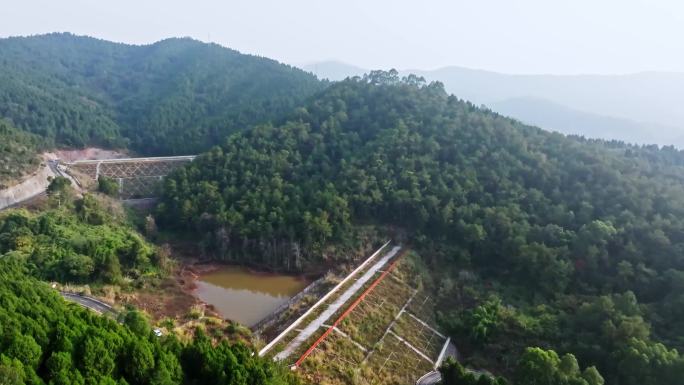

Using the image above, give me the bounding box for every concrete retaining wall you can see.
[0,165,54,210]
[252,276,326,331]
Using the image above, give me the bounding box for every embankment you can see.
[0,148,126,211]
[0,165,54,210]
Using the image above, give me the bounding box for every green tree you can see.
[97,176,119,197]
[47,176,73,208]
[514,348,561,385]
[4,333,41,369]
[466,298,502,344]
[60,253,95,282]
[514,348,604,385]
[123,311,151,337]
[122,341,154,385]
[45,351,76,385]
[81,336,115,378]
[0,357,25,385]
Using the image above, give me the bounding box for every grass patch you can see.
[337,272,412,346]
[362,334,434,385]
[392,312,446,361]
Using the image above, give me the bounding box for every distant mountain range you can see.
[303,62,684,147]
[490,97,679,145]
[303,61,368,81]
[4,35,683,151]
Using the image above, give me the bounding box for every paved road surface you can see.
[49,160,82,189]
[60,292,115,314]
[274,245,401,361]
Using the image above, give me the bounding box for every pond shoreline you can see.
[189,264,313,326]
[185,261,313,280]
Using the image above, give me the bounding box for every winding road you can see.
[60,292,115,314]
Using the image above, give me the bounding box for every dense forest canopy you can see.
[0,120,43,188]
[158,71,684,383]
[0,194,157,285]
[1,176,179,286]
[0,33,325,154]
[0,259,298,385]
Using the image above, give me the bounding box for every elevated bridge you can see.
[62,155,196,199]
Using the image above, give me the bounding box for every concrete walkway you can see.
[274,245,401,361]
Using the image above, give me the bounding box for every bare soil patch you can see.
[47,147,128,162]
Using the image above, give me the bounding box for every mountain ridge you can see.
[304,60,684,147]
[491,96,681,147]
[0,32,325,154]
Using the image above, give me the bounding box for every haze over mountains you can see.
[4,33,682,152]
[304,61,684,147]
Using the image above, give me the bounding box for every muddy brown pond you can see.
[194,266,309,326]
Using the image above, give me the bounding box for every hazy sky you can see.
[3,0,684,74]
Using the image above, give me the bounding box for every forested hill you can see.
[158,71,684,383]
[0,259,299,385]
[0,120,43,187]
[0,33,324,154]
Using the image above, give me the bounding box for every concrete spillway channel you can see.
[257,241,394,359]
[265,243,401,362]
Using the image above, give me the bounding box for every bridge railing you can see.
[64,155,196,165]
